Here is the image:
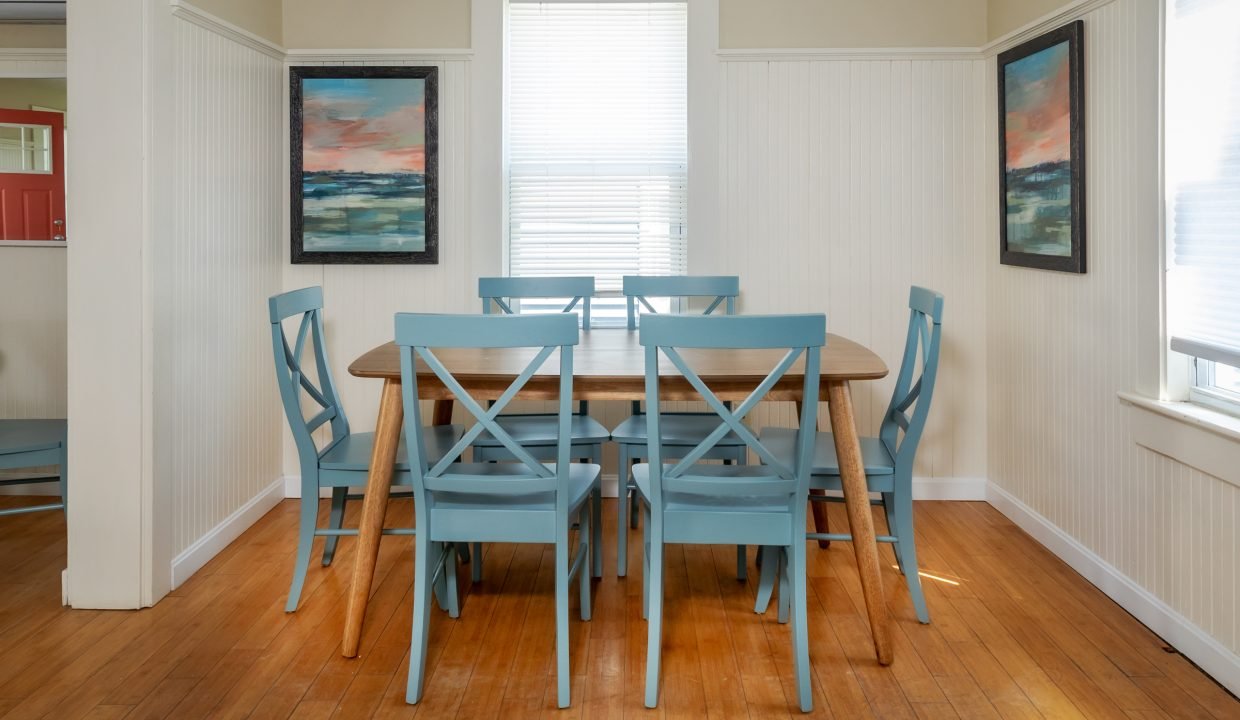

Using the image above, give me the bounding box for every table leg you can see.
[795,400,831,549]
[342,378,404,658]
[432,399,454,426]
[825,380,893,666]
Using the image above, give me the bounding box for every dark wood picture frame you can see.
[998,20,1085,273]
[290,65,439,265]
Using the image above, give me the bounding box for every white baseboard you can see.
[986,481,1240,697]
[170,477,285,589]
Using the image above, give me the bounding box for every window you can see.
[506,0,688,324]
[0,123,52,173]
[1165,0,1240,414]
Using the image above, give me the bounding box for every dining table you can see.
[340,327,894,666]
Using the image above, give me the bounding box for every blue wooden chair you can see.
[0,419,67,517]
[755,287,944,624]
[474,276,607,579]
[269,287,464,613]
[634,313,824,711]
[397,312,597,708]
[612,275,748,577]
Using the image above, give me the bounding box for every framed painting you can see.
[998,20,1085,273]
[290,66,438,264]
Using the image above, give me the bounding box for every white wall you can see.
[0,247,66,419]
[707,55,989,488]
[985,0,1240,690]
[156,9,284,575]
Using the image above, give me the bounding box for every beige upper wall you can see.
[192,0,283,45]
[0,23,65,48]
[987,0,1067,40]
[0,78,66,112]
[720,0,988,48]
[283,0,470,49]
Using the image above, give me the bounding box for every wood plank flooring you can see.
[0,495,1235,719]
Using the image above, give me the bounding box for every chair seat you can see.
[759,427,895,476]
[631,464,792,513]
[472,414,610,447]
[0,419,66,456]
[610,413,746,446]
[432,462,600,511]
[319,425,465,471]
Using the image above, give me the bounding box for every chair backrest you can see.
[879,286,945,472]
[639,314,825,512]
[622,275,740,330]
[396,313,581,518]
[268,287,350,468]
[479,276,595,329]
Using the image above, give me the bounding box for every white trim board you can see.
[285,49,474,63]
[717,47,981,62]
[170,477,284,589]
[986,482,1240,697]
[0,47,66,77]
[982,0,1117,55]
[168,0,284,59]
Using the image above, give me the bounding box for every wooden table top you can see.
[348,329,887,401]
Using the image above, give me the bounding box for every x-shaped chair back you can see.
[879,287,945,471]
[269,287,350,464]
[395,313,581,516]
[622,275,740,331]
[638,314,825,508]
[479,276,595,329]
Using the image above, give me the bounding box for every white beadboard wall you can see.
[155,14,284,561]
[703,55,990,482]
[0,248,66,419]
[986,0,1240,667]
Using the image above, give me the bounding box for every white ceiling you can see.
[0,1,65,23]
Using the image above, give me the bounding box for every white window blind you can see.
[507,0,688,294]
[1166,0,1240,368]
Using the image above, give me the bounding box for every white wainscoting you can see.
[985,0,1240,682]
[703,54,990,484]
[155,12,284,567]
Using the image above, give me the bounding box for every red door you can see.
[0,108,66,241]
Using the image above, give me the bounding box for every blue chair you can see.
[0,419,67,517]
[474,276,607,580]
[634,313,824,711]
[611,275,747,577]
[397,312,597,709]
[756,287,944,624]
[269,287,464,612]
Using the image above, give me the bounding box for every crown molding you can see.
[717,47,982,62]
[285,48,474,64]
[982,0,1115,55]
[168,0,285,60]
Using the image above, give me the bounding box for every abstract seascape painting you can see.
[998,21,1085,273]
[290,66,438,264]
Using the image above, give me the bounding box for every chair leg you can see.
[471,542,484,583]
[789,541,813,712]
[591,485,603,579]
[555,525,572,708]
[777,547,790,625]
[57,443,67,512]
[285,489,319,612]
[406,534,436,703]
[736,544,747,581]
[893,492,929,624]
[641,500,651,620]
[644,512,665,709]
[629,491,640,529]
[322,487,348,567]
[882,492,902,574]
[443,543,461,619]
[754,546,777,614]
[579,510,592,620]
[617,444,630,577]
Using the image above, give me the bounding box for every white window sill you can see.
[0,240,66,248]
[1118,391,1240,489]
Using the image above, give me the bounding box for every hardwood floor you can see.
[0,495,1235,719]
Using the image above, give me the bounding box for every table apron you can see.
[407,376,840,402]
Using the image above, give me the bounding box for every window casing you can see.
[505,0,688,325]
[1165,0,1240,414]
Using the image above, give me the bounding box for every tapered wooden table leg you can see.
[826,379,893,666]
[796,400,831,548]
[432,399,454,426]
[342,378,404,658]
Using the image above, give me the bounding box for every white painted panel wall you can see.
[156,15,284,560]
[0,247,65,419]
[986,0,1240,663]
[707,55,989,482]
